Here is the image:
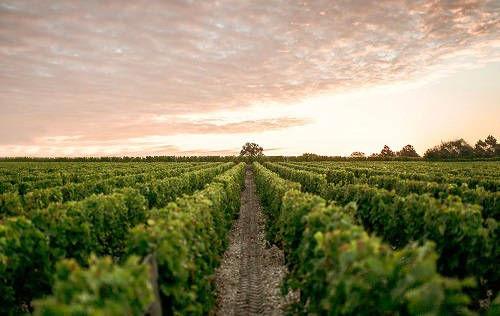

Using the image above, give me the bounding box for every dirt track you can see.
[215,166,290,315]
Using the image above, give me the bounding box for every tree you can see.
[397,144,419,157]
[485,135,500,156]
[302,153,320,158]
[424,138,474,159]
[379,145,395,157]
[301,153,320,161]
[349,151,366,158]
[485,135,497,147]
[474,139,488,158]
[475,135,499,157]
[240,142,264,156]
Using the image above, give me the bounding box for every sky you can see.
[0,0,499,157]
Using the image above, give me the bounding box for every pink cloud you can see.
[0,0,498,155]
[0,116,311,146]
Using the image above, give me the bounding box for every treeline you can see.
[0,155,334,163]
[350,144,420,158]
[0,155,426,163]
[350,135,500,160]
[1,135,498,162]
[0,156,239,163]
[424,135,499,159]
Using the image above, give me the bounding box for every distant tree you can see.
[485,135,500,156]
[397,144,420,157]
[302,153,319,158]
[240,142,264,156]
[485,135,498,147]
[475,135,499,157]
[300,153,321,161]
[424,138,474,159]
[379,145,395,157]
[349,151,366,158]
[474,139,488,158]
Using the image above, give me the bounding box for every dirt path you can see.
[215,165,290,315]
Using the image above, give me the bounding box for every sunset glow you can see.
[1,0,499,157]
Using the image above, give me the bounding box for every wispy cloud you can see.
[0,116,311,145]
[0,0,498,155]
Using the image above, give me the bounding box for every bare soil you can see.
[215,166,292,315]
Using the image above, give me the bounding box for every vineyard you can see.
[0,160,499,315]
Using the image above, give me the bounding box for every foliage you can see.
[474,135,500,158]
[135,162,233,208]
[349,151,365,158]
[33,255,153,316]
[280,161,499,191]
[0,217,53,314]
[363,175,500,220]
[0,190,150,314]
[379,145,396,157]
[425,138,475,159]
[398,144,420,157]
[0,159,498,314]
[263,162,326,195]
[240,142,264,156]
[0,192,23,217]
[125,163,246,315]
[27,188,148,261]
[270,161,500,309]
[253,162,301,242]
[253,163,473,315]
[29,203,93,266]
[0,162,236,314]
[0,163,230,218]
[325,184,497,281]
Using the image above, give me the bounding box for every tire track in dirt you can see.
[215,165,291,315]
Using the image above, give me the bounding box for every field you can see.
[256,161,500,315]
[0,160,499,315]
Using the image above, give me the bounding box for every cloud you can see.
[0,0,499,155]
[0,143,181,157]
[0,116,311,145]
[175,148,240,156]
[0,116,310,155]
